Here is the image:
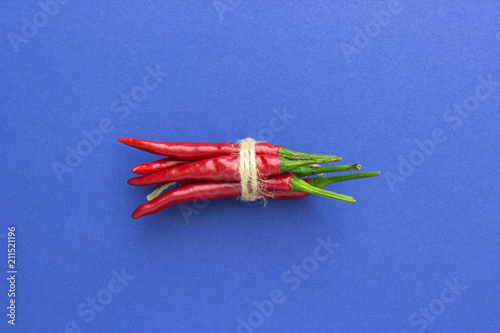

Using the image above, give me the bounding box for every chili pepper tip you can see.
[127,177,141,186]
[117,137,138,147]
[131,209,143,219]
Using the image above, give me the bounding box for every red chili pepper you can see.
[132,173,360,218]
[132,158,189,174]
[132,174,292,219]
[127,154,340,187]
[117,137,341,161]
[132,158,360,177]
[142,164,364,200]
[132,182,240,218]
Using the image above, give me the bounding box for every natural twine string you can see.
[237,138,262,202]
[146,138,263,202]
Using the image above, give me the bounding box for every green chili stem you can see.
[292,164,361,177]
[289,175,355,203]
[279,146,341,161]
[308,171,380,189]
[279,156,341,173]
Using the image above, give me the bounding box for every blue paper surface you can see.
[1,1,499,332]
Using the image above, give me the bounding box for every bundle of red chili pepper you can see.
[118,137,379,219]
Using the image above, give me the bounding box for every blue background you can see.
[1,1,499,332]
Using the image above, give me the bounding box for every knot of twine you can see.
[237,138,263,202]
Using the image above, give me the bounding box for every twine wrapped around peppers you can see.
[237,138,261,202]
[118,136,380,219]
